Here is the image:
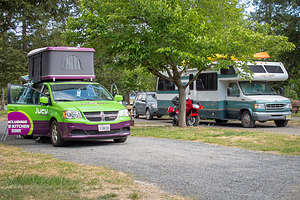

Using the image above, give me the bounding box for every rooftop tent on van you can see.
[27,47,95,83]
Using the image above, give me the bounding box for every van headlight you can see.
[254,104,265,110]
[118,109,129,117]
[63,110,82,119]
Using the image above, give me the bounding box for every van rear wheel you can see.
[50,120,64,147]
[241,111,255,128]
[274,120,288,127]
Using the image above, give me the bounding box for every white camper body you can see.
[156,61,292,127]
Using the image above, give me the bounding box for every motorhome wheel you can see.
[241,111,255,128]
[274,120,288,127]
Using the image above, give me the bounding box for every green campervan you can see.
[8,47,130,146]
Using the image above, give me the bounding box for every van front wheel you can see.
[50,120,64,147]
[114,137,127,143]
[241,111,255,128]
[274,120,288,127]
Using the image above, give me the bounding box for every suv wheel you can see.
[145,109,153,120]
[133,108,139,118]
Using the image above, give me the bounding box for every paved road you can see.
[1,121,300,200]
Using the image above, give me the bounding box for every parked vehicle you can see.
[157,61,292,128]
[168,96,204,126]
[133,92,160,120]
[7,47,131,146]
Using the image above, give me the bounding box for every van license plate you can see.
[98,125,110,132]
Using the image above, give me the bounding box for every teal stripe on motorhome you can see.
[157,90,179,94]
[218,74,238,78]
[157,99,173,115]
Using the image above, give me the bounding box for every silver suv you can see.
[133,92,161,120]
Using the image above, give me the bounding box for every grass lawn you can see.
[0,145,186,200]
[131,126,300,156]
[293,112,300,118]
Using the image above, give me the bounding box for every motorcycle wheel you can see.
[186,114,197,126]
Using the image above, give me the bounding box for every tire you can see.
[241,111,255,128]
[172,115,178,126]
[50,120,64,147]
[215,119,228,125]
[186,113,197,126]
[114,137,127,143]
[156,114,162,119]
[274,120,288,127]
[145,109,153,120]
[133,108,139,118]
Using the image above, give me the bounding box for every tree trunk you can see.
[178,86,186,127]
[1,87,4,111]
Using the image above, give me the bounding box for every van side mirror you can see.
[227,88,233,96]
[279,87,284,95]
[114,95,123,102]
[40,96,49,104]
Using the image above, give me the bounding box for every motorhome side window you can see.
[221,66,236,75]
[196,73,217,91]
[228,83,240,97]
[264,65,284,73]
[249,65,265,73]
[158,78,175,91]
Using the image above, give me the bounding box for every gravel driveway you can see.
[1,121,300,200]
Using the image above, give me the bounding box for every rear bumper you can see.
[59,121,130,140]
[253,111,292,121]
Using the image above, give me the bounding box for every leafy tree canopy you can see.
[65,0,293,126]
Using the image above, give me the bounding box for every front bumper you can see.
[59,121,130,140]
[253,111,292,121]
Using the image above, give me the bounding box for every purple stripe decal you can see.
[40,75,96,80]
[32,121,49,135]
[59,121,131,131]
[46,47,95,52]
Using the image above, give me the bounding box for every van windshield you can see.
[239,82,277,95]
[51,84,113,101]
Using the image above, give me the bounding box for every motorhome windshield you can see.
[239,82,277,95]
[51,84,113,101]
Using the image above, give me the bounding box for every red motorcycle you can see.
[168,97,204,126]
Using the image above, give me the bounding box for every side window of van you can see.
[228,83,240,97]
[17,87,41,105]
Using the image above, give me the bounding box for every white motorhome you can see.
[156,61,292,128]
